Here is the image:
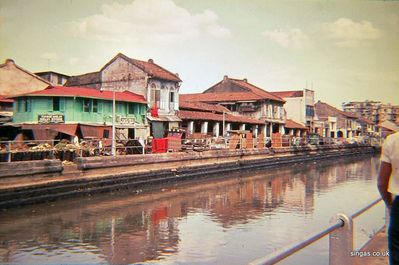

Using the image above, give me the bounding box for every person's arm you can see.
[378,161,393,209]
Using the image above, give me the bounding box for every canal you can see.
[0,154,385,265]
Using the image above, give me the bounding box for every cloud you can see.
[262,28,310,49]
[66,0,230,44]
[323,18,382,47]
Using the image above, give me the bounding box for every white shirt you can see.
[381,132,399,195]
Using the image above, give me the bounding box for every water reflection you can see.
[0,155,381,265]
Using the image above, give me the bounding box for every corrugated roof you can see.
[11,86,147,103]
[179,110,264,125]
[272,90,304,98]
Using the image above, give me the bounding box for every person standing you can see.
[378,132,399,264]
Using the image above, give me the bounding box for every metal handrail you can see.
[248,197,384,265]
[351,197,382,219]
[248,220,344,265]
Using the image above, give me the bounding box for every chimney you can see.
[148,59,154,63]
[223,75,228,82]
[243,78,248,82]
[5,59,15,65]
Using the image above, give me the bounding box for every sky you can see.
[0,0,398,108]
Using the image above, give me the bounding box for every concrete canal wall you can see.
[0,144,379,208]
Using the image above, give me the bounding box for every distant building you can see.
[10,86,148,141]
[35,71,70,86]
[181,76,286,137]
[342,100,399,125]
[272,89,315,133]
[0,59,50,97]
[315,101,361,139]
[66,53,181,138]
[284,119,307,137]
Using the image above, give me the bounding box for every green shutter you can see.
[27,98,32,112]
[48,98,52,110]
[60,97,65,111]
[98,101,103,113]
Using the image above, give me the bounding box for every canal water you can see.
[0,154,385,265]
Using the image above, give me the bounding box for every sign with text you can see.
[38,114,65,124]
[119,117,136,125]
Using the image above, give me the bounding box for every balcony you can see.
[238,105,257,112]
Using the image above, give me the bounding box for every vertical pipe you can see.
[112,90,116,156]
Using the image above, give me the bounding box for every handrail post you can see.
[329,213,353,265]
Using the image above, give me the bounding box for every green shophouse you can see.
[11,86,148,141]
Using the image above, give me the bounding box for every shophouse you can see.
[180,76,285,137]
[10,86,147,141]
[66,53,181,138]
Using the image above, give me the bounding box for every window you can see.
[93,99,98,113]
[53,97,60,111]
[18,98,30,112]
[170,91,175,103]
[84,99,90,112]
[128,103,135,114]
[103,129,110,138]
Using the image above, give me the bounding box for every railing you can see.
[0,136,377,162]
[0,139,146,162]
[248,198,387,265]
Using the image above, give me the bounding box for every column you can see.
[280,124,285,135]
[240,123,246,131]
[253,125,258,138]
[226,123,232,136]
[269,123,273,136]
[213,122,220,137]
[201,121,208,134]
[188,121,194,135]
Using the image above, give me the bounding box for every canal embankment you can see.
[0,144,379,208]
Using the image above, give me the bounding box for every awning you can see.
[20,124,79,140]
[79,124,111,139]
[147,115,181,122]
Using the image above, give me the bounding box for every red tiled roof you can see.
[0,95,14,103]
[229,79,285,102]
[359,117,374,125]
[341,111,359,119]
[285,119,307,129]
[179,110,264,125]
[272,90,303,98]
[179,100,230,113]
[11,86,147,103]
[103,53,182,82]
[180,92,264,102]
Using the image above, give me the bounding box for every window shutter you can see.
[27,99,32,112]
[48,98,52,110]
[60,98,65,111]
[98,101,103,113]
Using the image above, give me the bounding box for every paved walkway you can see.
[353,230,389,265]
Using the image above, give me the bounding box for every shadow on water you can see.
[0,154,381,265]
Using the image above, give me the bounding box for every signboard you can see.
[119,117,136,125]
[38,114,65,124]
